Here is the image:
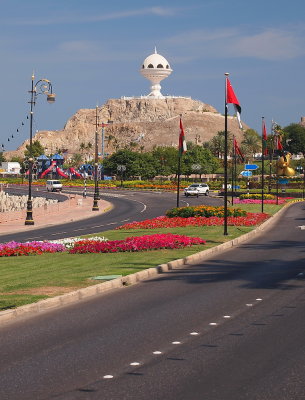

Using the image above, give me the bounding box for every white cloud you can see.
[235,29,305,60]
[6,6,181,26]
[165,26,305,61]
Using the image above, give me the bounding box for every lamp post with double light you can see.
[25,73,55,225]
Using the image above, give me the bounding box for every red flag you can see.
[262,119,268,156]
[179,117,187,156]
[233,137,244,162]
[226,78,242,129]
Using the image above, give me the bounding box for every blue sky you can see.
[1,0,305,152]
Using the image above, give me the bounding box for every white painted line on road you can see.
[153,351,162,355]
[256,298,263,301]
[246,304,253,307]
[103,375,114,379]
[130,362,140,366]
[209,322,217,326]
[190,332,199,335]
[298,225,305,230]
[172,341,181,344]
[223,315,231,318]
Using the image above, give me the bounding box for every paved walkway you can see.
[0,195,112,235]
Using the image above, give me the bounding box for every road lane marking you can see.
[153,351,162,355]
[130,362,140,366]
[172,341,181,344]
[209,322,217,326]
[103,375,114,379]
[190,332,199,335]
[223,315,231,318]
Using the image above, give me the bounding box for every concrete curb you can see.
[1,199,303,326]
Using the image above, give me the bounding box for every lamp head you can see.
[47,93,56,103]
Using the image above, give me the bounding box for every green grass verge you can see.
[0,200,298,311]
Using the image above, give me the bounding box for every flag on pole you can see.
[233,137,244,162]
[226,78,242,129]
[272,122,283,152]
[179,117,187,156]
[262,119,268,156]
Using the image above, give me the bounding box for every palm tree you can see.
[241,129,261,160]
[79,142,86,153]
[70,153,83,168]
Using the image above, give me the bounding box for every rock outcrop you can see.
[5,97,248,158]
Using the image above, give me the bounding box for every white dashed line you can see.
[190,332,199,336]
[256,298,263,301]
[223,315,231,318]
[172,341,181,345]
[153,351,162,355]
[103,375,114,379]
[209,322,217,326]
[130,362,140,366]
[246,304,253,307]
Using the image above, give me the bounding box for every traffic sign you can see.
[240,170,252,177]
[245,164,259,170]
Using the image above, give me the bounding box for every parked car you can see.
[184,183,209,197]
[46,180,63,192]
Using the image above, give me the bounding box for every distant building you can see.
[0,162,21,174]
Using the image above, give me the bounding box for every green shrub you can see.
[239,193,275,200]
[166,205,247,218]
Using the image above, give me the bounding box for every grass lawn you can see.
[0,200,298,311]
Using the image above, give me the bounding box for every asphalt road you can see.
[0,187,222,242]
[0,201,304,399]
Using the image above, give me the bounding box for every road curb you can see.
[0,199,303,326]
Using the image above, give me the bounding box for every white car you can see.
[184,183,209,197]
[46,180,63,192]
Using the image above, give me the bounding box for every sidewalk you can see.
[0,195,112,236]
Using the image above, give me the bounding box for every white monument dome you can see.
[140,48,173,98]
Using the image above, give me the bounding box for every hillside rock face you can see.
[6,97,248,158]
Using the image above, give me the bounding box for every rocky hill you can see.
[5,97,248,159]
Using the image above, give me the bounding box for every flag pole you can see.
[231,136,235,205]
[261,117,265,213]
[176,114,185,208]
[224,73,229,235]
[176,155,181,208]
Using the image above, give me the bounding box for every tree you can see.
[70,153,83,168]
[24,140,45,158]
[241,129,261,160]
[283,123,305,157]
[151,146,178,176]
[182,143,220,176]
[204,131,233,159]
[103,149,141,178]
[0,152,6,163]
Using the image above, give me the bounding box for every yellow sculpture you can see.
[276,152,295,176]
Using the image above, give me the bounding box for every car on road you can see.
[46,180,63,192]
[184,183,209,197]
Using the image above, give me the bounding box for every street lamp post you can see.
[92,106,100,211]
[25,73,55,225]
[117,165,126,187]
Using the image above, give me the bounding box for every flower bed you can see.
[239,193,276,200]
[117,213,270,230]
[234,198,292,205]
[0,241,66,257]
[0,234,204,256]
[69,233,206,254]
